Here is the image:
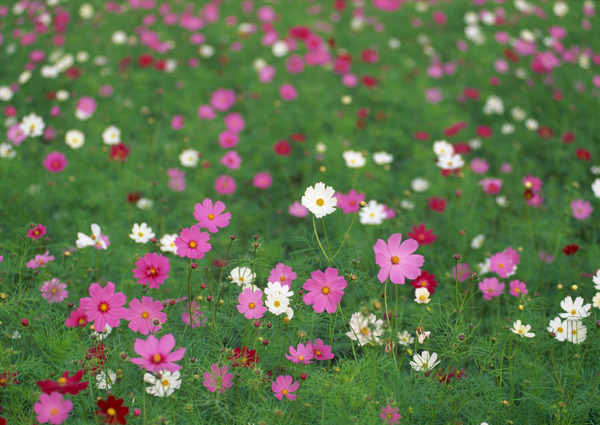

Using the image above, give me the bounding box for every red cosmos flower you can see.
[288,26,311,40]
[110,142,130,162]
[96,395,129,424]
[414,131,429,141]
[273,140,291,156]
[437,367,466,384]
[65,66,81,79]
[228,347,258,368]
[427,197,447,213]
[154,59,167,72]
[562,132,575,144]
[290,133,305,143]
[37,370,88,395]
[127,192,141,204]
[504,48,520,63]
[537,126,553,139]
[443,121,467,137]
[476,125,492,138]
[361,75,377,88]
[463,87,480,100]
[82,343,107,375]
[360,48,379,63]
[407,223,437,245]
[334,0,347,11]
[576,148,590,161]
[452,143,471,155]
[562,244,579,255]
[138,53,154,68]
[0,372,18,387]
[411,271,438,294]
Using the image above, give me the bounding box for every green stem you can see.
[312,215,330,263]
[321,218,331,257]
[330,211,358,261]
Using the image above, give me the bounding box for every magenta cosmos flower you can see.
[65,306,88,328]
[571,199,593,221]
[27,223,46,239]
[253,172,273,189]
[311,338,335,360]
[174,224,211,259]
[132,252,171,289]
[489,252,515,278]
[34,391,73,425]
[130,333,186,373]
[26,250,54,269]
[123,296,167,335]
[42,151,68,173]
[237,288,267,319]
[40,278,68,303]
[373,234,425,284]
[210,88,236,112]
[79,282,127,332]
[479,277,505,300]
[302,268,347,314]
[203,363,233,393]
[193,198,231,233]
[285,342,314,365]
[509,280,528,298]
[268,263,297,287]
[215,174,236,195]
[272,375,300,401]
[380,404,402,424]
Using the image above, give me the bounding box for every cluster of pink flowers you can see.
[285,339,335,364]
[479,278,528,300]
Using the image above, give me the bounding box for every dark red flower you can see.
[273,140,291,157]
[334,0,347,11]
[427,197,447,213]
[96,395,129,424]
[561,132,575,144]
[138,53,154,68]
[443,121,467,137]
[212,258,229,268]
[407,223,437,245]
[537,126,553,139]
[414,131,429,141]
[154,59,167,72]
[290,133,305,143]
[127,192,141,204]
[562,244,579,255]
[37,370,88,395]
[504,48,520,63]
[410,271,438,294]
[0,372,18,387]
[463,87,480,100]
[437,367,466,384]
[65,66,81,79]
[357,108,370,119]
[361,75,377,88]
[288,26,311,40]
[576,148,590,161]
[82,343,107,375]
[360,48,378,64]
[476,125,492,138]
[452,143,471,155]
[228,347,258,368]
[110,143,130,162]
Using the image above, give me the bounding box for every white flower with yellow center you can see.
[144,370,182,397]
[410,350,440,371]
[76,223,107,249]
[346,312,384,346]
[567,320,587,345]
[359,200,387,225]
[96,370,116,390]
[179,148,199,168]
[397,330,415,347]
[559,296,591,321]
[414,287,430,304]
[433,140,453,157]
[159,234,178,253]
[373,151,393,165]
[547,317,567,342]
[411,177,430,192]
[471,234,485,249]
[0,143,16,159]
[266,292,290,316]
[343,150,366,168]
[21,113,45,137]
[65,129,85,149]
[301,182,337,218]
[511,320,535,338]
[129,223,155,244]
[436,153,464,170]
[229,267,256,287]
[102,125,121,145]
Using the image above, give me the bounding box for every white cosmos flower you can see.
[414,287,430,304]
[433,140,453,156]
[411,177,430,192]
[397,330,415,347]
[144,370,182,397]
[160,234,178,253]
[21,113,45,137]
[301,182,337,218]
[96,370,116,390]
[92,324,112,341]
[346,312,384,346]
[567,320,586,344]
[65,129,85,149]
[0,86,13,101]
[436,153,464,170]
[343,150,366,168]
[400,199,414,210]
[594,271,600,290]
[592,178,600,199]
[136,198,153,210]
[547,316,568,342]
[229,267,255,287]
[179,148,199,167]
[483,95,504,115]
[593,292,600,309]
[373,151,393,165]
[102,125,121,145]
[512,320,535,338]
[129,223,155,244]
[76,224,107,249]
[0,143,16,159]
[410,350,440,371]
[265,292,290,316]
[559,296,591,321]
[359,200,387,225]
[264,281,294,300]
[471,234,485,249]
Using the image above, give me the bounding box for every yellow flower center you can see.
[107,408,116,416]
[189,241,197,248]
[360,327,370,335]
[315,350,322,356]
[274,301,280,307]
[419,295,427,301]
[280,276,286,282]
[298,355,304,361]
[208,214,215,220]
[91,234,96,240]
[78,318,86,325]
[420,281,427,287]
[249,302,255,309]
[572,330,578,335]
[515,288,520,293]
[518,329,523,334]
[571,309,577,315]
[162,379,170,387]
[391,256,400,265]
[498,263,504,269]
[282,389,288,395]
[142,311,149,319]
[50,408,59,416]
[316,199,324,206]
[34,230,40,235]
[57,377,67,385]
[138,232,144,237]
[322,286,330,295]
[150,267,157,275]
[557,327,563,333]
[153,353,162,363]
[52,288,57,293]
[99,302,109,312]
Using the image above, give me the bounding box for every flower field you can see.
[1,0,600,424]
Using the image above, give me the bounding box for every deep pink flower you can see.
[407,223,437,246]
[79,281,128,332]
[335,190,365,214]
[479,277,505,300]
[280,83,298,101]
[27,223,46,239]
[285,342,314,364]
[174,225,211,259]
[478,178,503,194]
[130,333,186,373]
[237,288,267,319]
[522,175,543,192]
[224,112,244,133]
[132,252,171,289]
[42,151,68,173]
[198,104,216,119]
[40,278,68,303]
[123,296,167,335]
[218,130,239,148]
[509,280,528,298]
[181,300,207,328]
[489,252,515,278]
[26,250,54,269]
[210,88,236,112]
[571,199,593,221]
[272,375,299,400]
[427,196,447,213]
[221,150,242,169]
[373,0,403,12]
[302,268,348,313]
[374,234,425,284]
[203,363,233,393]
[65,306,88,328]
[215,174,236,195]
[311,338,334,360]
[380,404,402,424]
[193,198,231,233]
[268,263,297,287]
[253,172,273,189]
[34,392,73,424]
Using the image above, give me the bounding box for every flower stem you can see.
[312,215,330,263]
[330,211,358,261]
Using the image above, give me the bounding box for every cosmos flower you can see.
[373,233,424,284]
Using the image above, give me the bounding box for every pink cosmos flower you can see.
[167,168,186,192]
[75,96,97,120]
[170,115,185,130]
[509,280,528,298]
[181,301,207,328]
[132,252,171,289]
[193,198,231,233]
[123,296,167,335]
[215,174,236,195]
[65,306,88,328]
[479,277,505,300]
[478,178,502,194]
[373,0,403,12]
[489,252,515,278]
[272,375,300,400]
[571,199,593,221]
[42,151,68,173]
[34,391,73,425]
[289,201,309,217]
[221,150,242,169]
[203,363,233,393]
[174,225,211,259]
[218,130,239,148]
[280,83,298,101]
[210,88,236,112]
[285,342,314,364]
[26,250,54,269]
[27,223,46,239]
[40,278,68,303]
[522,175,543,192]
[79,282,127,332]
[224,112,245,133]
[7,123,27,145]
[374,234,425,284]
[253,172,272,189]
[236,288,267,320]
[268,263,297,287]
[311,338,334,360]
[452,263,471,282]
[130,333,186,373]
[302,268,348,314]
[335,190,365,214]
[380,404,402,424]
[198,104,216,119]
